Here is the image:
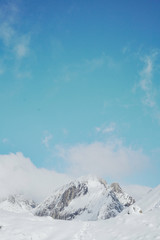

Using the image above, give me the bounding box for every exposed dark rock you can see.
[35,176,135,221]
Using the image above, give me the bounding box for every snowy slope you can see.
[35,176,135,220]
[0,208,160,240]
[136,184,160,212]
[0,195,36,213]
[123,184,152,201]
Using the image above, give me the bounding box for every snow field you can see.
[0,208,160,240]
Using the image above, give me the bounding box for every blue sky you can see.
[0,0,160,187]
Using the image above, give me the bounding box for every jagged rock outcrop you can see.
[35,176,135,221]
[110,183,135,207]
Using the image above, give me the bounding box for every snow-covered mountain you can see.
[136,184,160,212]
[35,176,135,220]
[0,194,37,213]
[122,184,152,201]
[1,178,160,239]
[0,177,160,240]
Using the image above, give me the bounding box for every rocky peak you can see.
[35,176,135,221]
[110,183,123,193]
[110,183,135,207]
[56,181,88,210]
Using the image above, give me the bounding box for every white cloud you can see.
[135,50,160,122]
[0,152,71,202]
[103,122,116,133]
[0,3,16,46]
[14,36,30,58]
[56,140,149,179]
[42,133,53,149]
[0,2,31,60]
[96,122,116,134]
[139,51,159,108]
[95,127,101,132]
[16,44,27,57]
[0,22,15,46]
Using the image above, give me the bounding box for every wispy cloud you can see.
[55,140,149,179]
[84,54,119,72]
[55,54,118,83]
[122,42,132,55]
[0,1,31,74]
[0,1,18,46]
[122,46,129,54]
[0,22,15,46]
[42,132,53,149]
[14,35,30,59]
[84,56,105,72]
[135,50,160,122]
[96,122,116,134]
[139,52,158,107]
[2,138,9,144]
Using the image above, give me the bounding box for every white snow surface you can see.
[0,208,160,240]
[127,205,142,215]
[123,184,152,201]
[0,195,36,213]
[0,177,160,239]
[136,184,160,212]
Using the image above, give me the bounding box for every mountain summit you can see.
[35,176,135,220]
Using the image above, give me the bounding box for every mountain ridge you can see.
[0,194,37,213]
[34,176,135,220]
